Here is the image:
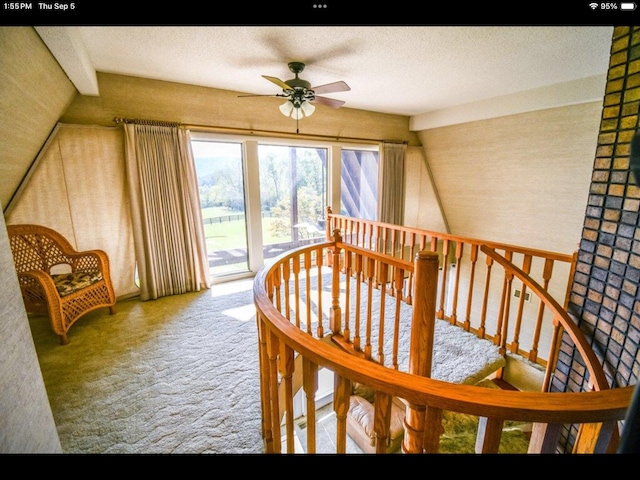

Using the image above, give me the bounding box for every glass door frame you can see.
[190,131,376,282]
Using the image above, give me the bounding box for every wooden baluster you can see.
[374,391,393,453]
[334,374,351,454]
[282,260,291,322]
[281,344,296,453]
[476,417,503,453]
[405,232,416,305]
[377,261,388,365]
[543,317,564,392]
[438,239,449,320]
[495,250,514,351]
[293,255,301,329]
[304,251,312,335]
[573,421,618,453]
[510,254,532,354]
[479,255,494,339]
[392,267,404,370]
[528,422,563,453]
[343,251,352,342]
[530,258,554,364]
[256,315,274,453]
[267,330,281,452]
[302,358,318,454]
[354,253,363,352]
[273,265,282,312]
[464,244,478,332]
[404,250,440,453]
[423,406,444,453]
[364,256,375,361]
[330,234,342,335]
[390,226,396,256]
[316,246,324,338]
[449,241,464,325]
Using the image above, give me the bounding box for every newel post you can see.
[329,228,342,334]
[403,250,440,453]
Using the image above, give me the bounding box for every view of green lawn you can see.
[201,206,288,252]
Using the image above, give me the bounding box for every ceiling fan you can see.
[240,62,350,131]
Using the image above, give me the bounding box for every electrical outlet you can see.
[513,289,531,302]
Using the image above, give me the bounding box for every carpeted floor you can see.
[30,278,264,454]
[29,276,530,454]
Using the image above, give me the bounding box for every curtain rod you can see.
[113,117,181,127]
[182,123,410,145]
[113,117,410,145]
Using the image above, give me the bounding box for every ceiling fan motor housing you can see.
[285,62,311,90]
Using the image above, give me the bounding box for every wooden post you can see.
[408,250,439,378]
[330,229,342,334]
[403,250,440,453]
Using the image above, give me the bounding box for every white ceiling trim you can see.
[35,26,99,96]
[410,74,608,131]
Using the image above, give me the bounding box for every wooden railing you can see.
[326,207,577,390]
[254,230,634,453]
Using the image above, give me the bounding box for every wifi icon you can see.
[589,2,599,8]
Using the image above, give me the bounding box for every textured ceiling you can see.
[37,26,614,118]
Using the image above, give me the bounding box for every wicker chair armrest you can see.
[19,270,61,299]
[66,249,112,276]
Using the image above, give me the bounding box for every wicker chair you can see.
[7,224,116,345]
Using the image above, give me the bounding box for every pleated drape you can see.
[377,142,407,226]
[123,123,210,300]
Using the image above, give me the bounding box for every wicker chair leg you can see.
[109,306,116,315]
[59,333,69,345]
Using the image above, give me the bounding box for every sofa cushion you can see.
[347,393,405,453]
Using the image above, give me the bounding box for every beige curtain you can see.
[123,123,210,300]
[377,141,407,225]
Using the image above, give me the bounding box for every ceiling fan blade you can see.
[263,75,292,91]
[311,81,350,95]
[238,93,287,98]
[311,96,346,108]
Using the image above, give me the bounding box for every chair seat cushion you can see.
[347,393,406,453]
[52,271,103,297]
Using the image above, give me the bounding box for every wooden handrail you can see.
[326,208,577,380]
[254,240,634,454]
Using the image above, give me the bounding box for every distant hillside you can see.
[193,156,237,179]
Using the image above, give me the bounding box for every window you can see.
[190,132,379,282]
[341,148,379,220]
[191,140,249,278]
[258,144,328,262]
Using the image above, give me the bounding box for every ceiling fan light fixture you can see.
[279,100,294,117]
[291,106,304,120]
[300,100,315,117]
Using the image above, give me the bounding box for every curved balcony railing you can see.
[254,216,634,454]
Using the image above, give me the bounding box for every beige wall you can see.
[0,26,72,454]
[403,145,448,232]
[0,211,62,453]
[61,71,422,146]
[417,101,602,254]
[0,27,77,211]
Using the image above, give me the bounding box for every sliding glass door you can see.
[258,144,328,262]
[191,140,250,277]
[190,132,379,282]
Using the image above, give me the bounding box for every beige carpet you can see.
[29,278,264,454]
[29,276,529,454]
